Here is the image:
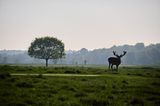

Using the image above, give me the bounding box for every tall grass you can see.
[0,65,160,105]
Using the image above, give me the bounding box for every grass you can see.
[0,65,160,106]
[0,65,108,74]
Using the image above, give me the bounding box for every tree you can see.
[28,37,65,67]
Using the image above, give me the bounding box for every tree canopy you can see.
[28,37,65,67]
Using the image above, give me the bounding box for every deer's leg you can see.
[109,63,111,69]
[111,64,113,70]
[116,65,118,71]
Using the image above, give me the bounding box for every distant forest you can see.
[0,43,160,65]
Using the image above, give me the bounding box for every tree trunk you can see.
[46,59,48,67]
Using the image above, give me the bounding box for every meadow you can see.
[0,65,160,106]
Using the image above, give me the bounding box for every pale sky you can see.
[0,0,160,50]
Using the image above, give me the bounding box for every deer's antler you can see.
[113,51,119,57]
[120,51,127,57]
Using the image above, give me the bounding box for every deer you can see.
[108,51,127,71]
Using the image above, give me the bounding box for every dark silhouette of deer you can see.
[108,51,127,71]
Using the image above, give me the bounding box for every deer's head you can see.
[113,51,127,58]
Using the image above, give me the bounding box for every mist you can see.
[0,43,160,65]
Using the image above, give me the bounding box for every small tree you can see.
[28,37,65,67]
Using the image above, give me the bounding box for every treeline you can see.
[0,43,160,65]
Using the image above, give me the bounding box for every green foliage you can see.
[28,36,65,66]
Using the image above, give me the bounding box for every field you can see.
[0,65,160,106]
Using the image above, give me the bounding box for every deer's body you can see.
[108,51,126,71]
[108,57,121,65]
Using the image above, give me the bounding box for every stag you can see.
[108,51,127,71]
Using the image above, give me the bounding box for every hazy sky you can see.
[0,0,160,50]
